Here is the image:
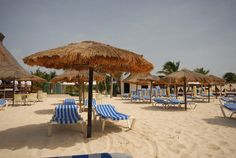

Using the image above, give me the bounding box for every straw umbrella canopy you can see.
[23,41,153,138]
[50,70,104,83]
[208,75,226,85]
[17,75,47,82]
[0,33,31,80]
[208,75,226,98]
[160,69,211,109]
[51,70,105,104]
[122,73,160,102]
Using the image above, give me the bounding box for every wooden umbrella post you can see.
[110,76,113,98]
[184,78,187,110]
[215,85,217,99]
[87,67,94,138]
[150,81,153,103]
[175,85,178,99]
[13,79,15,106]
[208,84,210,103]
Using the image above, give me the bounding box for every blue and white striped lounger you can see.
[48,105,84,136]
[84,98,96,108]
[219,98,236,118]
[48,153,133,158]
[95,104,136,132]
[63,98,76,105]
[152,97,169,107]
[0,99,8,110]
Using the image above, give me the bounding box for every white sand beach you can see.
[0,95,236,158]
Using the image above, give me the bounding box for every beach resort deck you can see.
[0,94,236,158]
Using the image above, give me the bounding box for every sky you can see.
[0,0,236,77]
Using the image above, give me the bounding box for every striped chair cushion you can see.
[0,99,6,106]
[51,153,112,158]
[84,98,96,107]
[64,98,76,105]
[95,104,129,120]
[224,103,236,111]
[168,98,184,104]
[52,105,81,124]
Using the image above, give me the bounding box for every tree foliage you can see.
[223,72,236,83]
[157,61,180,75]
[194,67,210,75]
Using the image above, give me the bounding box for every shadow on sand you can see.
[0,121,123,150]
[203,117,236,128]
[141,105,186,112]
[35,109,54,115]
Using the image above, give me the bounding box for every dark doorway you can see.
[141,85,148,89]
[124,83,130,93]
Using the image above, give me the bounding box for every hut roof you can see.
[122,73,159,85]
[208,75,226,85]
[0,33,31,80]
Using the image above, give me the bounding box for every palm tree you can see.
[223,72,236,83]
[194,67,210,75]
[157,61,180,75]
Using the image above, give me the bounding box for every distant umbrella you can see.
[50,70,104,83]
[160,69,211,109]
[208,75,226,85]
[23,41,153,138]
[17,75,47,82]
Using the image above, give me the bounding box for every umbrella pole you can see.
[82,82,85,104]
[110,76,113,98]
[175,85,178,99]
[220,85,222,97]
[13,79,15,106]
[87,67,94,138]
[215,85,217,99]
[184,79,187,110]
[150,81,153,103]
[208,84,210,103]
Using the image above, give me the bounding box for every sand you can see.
[0,94,236,158]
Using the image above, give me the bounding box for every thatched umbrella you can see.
[160,69,211,109]
[208,75,226,98]
[23,41,153,138]
[0,33,31,104]
[51,70,105,104]
[122,73,160,102]
[17,75,47,82]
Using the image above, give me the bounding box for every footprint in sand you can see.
[207,144,220,151]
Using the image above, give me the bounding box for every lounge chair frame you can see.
[219,98,236,118]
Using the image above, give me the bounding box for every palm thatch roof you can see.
[208,75,226,85]
[0,33,31,80]
[17,75,47,83]
[122,73,159,85]
[50,70,104,83]
[23,41,153,73]
[160,69,211,85]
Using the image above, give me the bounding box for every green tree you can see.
[223,72,236,83]
[194,67,210,75]
[157,61,180,75]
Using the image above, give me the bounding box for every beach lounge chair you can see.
[121,93,130,100]
[161,88,167,97]
[48,104,84,136]
[168,98,197,109]
[48,152,133,158]
[131,90,142,102]
[143,89,151,101]
[95,104,136,132]
[63,98,76,105]
[152,97,169,108]
[0,99,8,110]
[84,98,96,108]
[219,98,236,118]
